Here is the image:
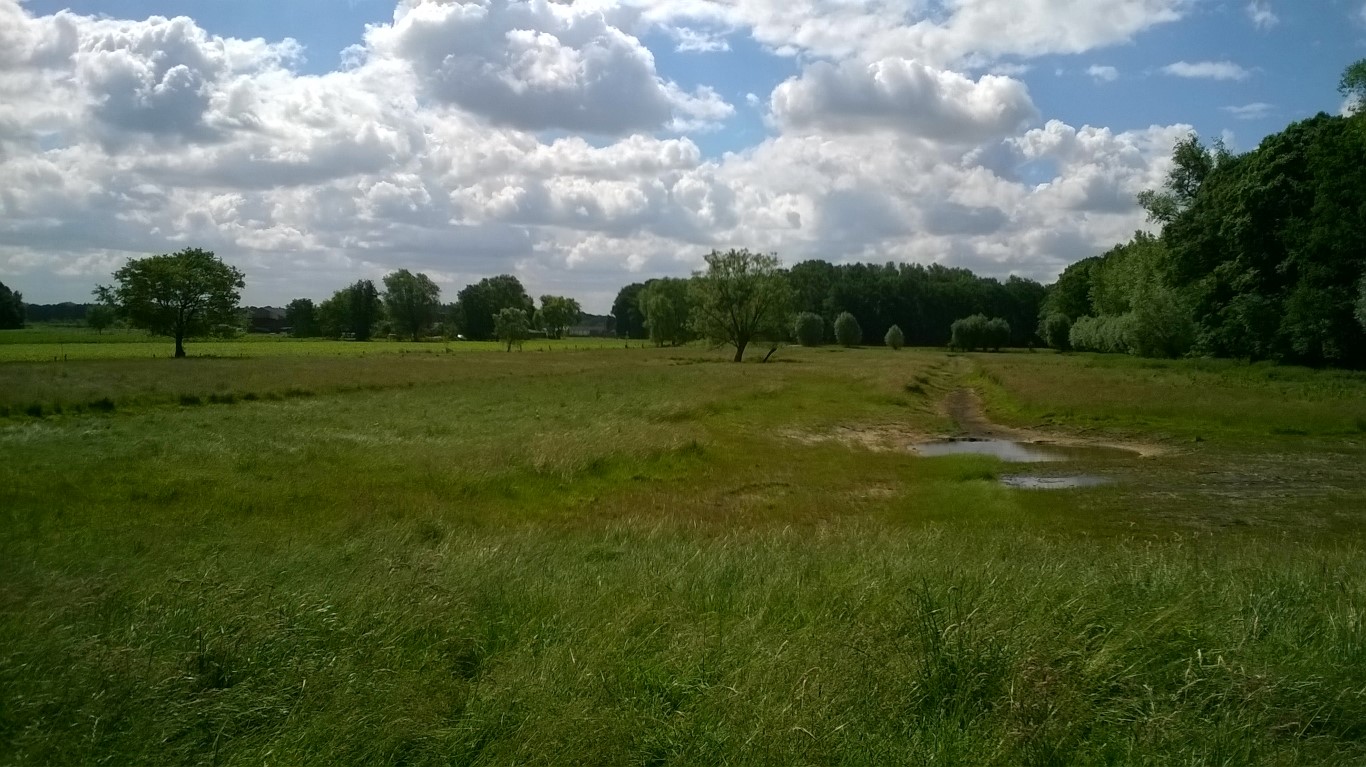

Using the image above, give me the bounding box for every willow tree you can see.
[689,249,792,362]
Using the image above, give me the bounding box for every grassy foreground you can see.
[3,344,1366,764]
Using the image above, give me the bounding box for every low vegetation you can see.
[3,341,1365,764]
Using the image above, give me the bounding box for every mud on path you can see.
[939,386,1169,458]
[785,384,1166,458]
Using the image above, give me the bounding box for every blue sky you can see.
[4,0,1364,310]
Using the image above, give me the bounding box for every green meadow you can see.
[3,333,1366,764]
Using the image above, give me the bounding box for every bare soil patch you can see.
[939,387,1171,458]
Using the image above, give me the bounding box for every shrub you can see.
[1069,315,1133,354]
[950,314,1009,351]
[985,318,1011,351]
[834,312,862,347]
[1128,288,1196,358]
[950,315,984,351]
[794,312,825,347]
[1038,312,1072,351]
[884,324,905,350]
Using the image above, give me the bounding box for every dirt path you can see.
[941,387,1021,439]
[942,384,1170,457]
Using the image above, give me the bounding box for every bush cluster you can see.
[949,314,1010,351]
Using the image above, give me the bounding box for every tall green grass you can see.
[3,346,1365,763]
[969,351,1366,440]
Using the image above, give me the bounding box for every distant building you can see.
[246,306,287,333]
[566,313,614,337]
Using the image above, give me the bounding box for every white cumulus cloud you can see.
[0,0,1199,309]
[771,58,1038,142]
[363,0,732,135]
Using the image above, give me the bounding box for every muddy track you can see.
[940,384,1170,458]
[941,387,1020,440]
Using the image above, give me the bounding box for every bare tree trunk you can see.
[174,333,186,358]
[733,342,746,362]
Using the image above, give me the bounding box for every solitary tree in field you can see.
[494,307,530,351]
[95,248,244,358]
[86,303,115,334]
[0,280,24,329]
[383,269,441,341]
[689,249,792,362]
[537,295,582,339]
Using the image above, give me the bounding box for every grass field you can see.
[3,340,1366,764]
[0,326,637,363]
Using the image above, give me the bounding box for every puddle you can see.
[914,439,1134,463]
[999,475,1111,490]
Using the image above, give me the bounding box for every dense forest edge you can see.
[1042,62,1366,367]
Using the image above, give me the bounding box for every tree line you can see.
[281,272,584,346]
[1037,60,1366,368]
[611,260,1046,352]
[74,245,1046,360]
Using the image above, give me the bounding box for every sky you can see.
[2,0,1363,312]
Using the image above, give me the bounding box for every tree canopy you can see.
[638,278,692,347]
[611,282,648,339]
[319,280,382,341]
[383,269,441,341]
[1044,61,1366,367]
[536,295,582,340]
[0,281,24,330]
[285,298,320,338]
[86,304,115,333]
[95,248,244,357]
[494,307,530,351]
[688,249,792,362]
[456,275,533,341]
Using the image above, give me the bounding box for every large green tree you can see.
[285,298,321,338]
[319,280,383,340]
[1159,112,1366,365]
[0,281,24,329]
[638,278,691,347]
[689,249,792,362]
[536,295,582,339]
[611,282,648,339]
[95,248,244,357]
[494,307,530,351]
[455,275,533,341]
[86,304,115,334]
[383,269,441,341]
[1340,58,1366,109]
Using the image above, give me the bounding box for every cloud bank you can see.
[0,0,1197,310]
